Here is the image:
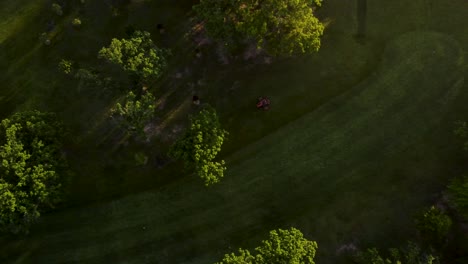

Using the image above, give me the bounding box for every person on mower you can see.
[257,96,270,110]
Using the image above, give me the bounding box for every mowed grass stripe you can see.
[0,0,45,44]
[1,32,465,264]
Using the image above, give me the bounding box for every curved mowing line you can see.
[1,32,465,264]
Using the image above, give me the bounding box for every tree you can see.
[72,68,118,97]
[169,106,228,186]
[414,206,452,247]
[216,227,318,264]
[454,120,468,150]
[72,18,82,27]
[193,0,325,56]
[217,248,257,264]
[354,248,387,264]
[448,176,468,220]
[0,111,67,234]
[58,59,73,75]
[98,31,169,81]
[256,227,318,263]
[111,90,156,138]
[354,242,439,264]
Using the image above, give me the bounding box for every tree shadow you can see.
[354,0,367,44]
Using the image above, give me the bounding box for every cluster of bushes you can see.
[351,122,468,264]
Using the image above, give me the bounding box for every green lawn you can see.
[0,0,467,263]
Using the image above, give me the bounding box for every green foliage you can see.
[454,121,468,150]
[193,0,324,56]
[256,228,318,263]
[58,59,73,75]
[217,248,257,264]
[111,91,156,137]
[73,68,117,95]
[216,227,318,264]
[74,68,95,81]
[72,18,82,27]
[354,242,439,264]
[354,248,387,264]
[169,106,228,186]
[98,31,169,81]
[448,176,468,219]
[134,152,148,166]
[414,206,452,245]
[0,111,66,234]
[51,3,63,16]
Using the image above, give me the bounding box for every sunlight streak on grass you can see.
[0,0,44,44]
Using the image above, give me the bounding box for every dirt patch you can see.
[148,122,185,143]
[336,243,358,255]
[156,98,166,111]
[243,43,262,60]
[144,119,162,139]
[191,22,213,47]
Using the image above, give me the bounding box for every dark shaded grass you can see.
[1,30,466,264]
[0,0,467,263]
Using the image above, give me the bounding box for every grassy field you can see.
[0,0,467,263]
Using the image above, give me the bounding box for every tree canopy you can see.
[454,120,468,151]
[193,0,325,56]
[216,227,318,264]
[169,106,228,186]
[448,176,468,220]
[98,31,169,81]
[414,206,452,247]
[449,121,468,219]
[111,90,156,138]
[354,242,438,264]
[0,111,67,234]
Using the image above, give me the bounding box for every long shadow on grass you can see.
[0,31,464,264]
[356,0,367,40]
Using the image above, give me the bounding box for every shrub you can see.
[58,59,73,75]
[448,176,468,219]
[73,68,119,96]
[414,206,452,246]
[72,18,82,27]
[134,152,148,166]
[454,121,468,150]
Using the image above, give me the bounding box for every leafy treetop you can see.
[216,227,318,264]
[193,0,324,56]
[354,241,439,264]
[448,176,468,220]
[414,206,452,247]
[0,111,66,234]
[111,90,156,138]
[98,31,169,81]
[169,106,228,186]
